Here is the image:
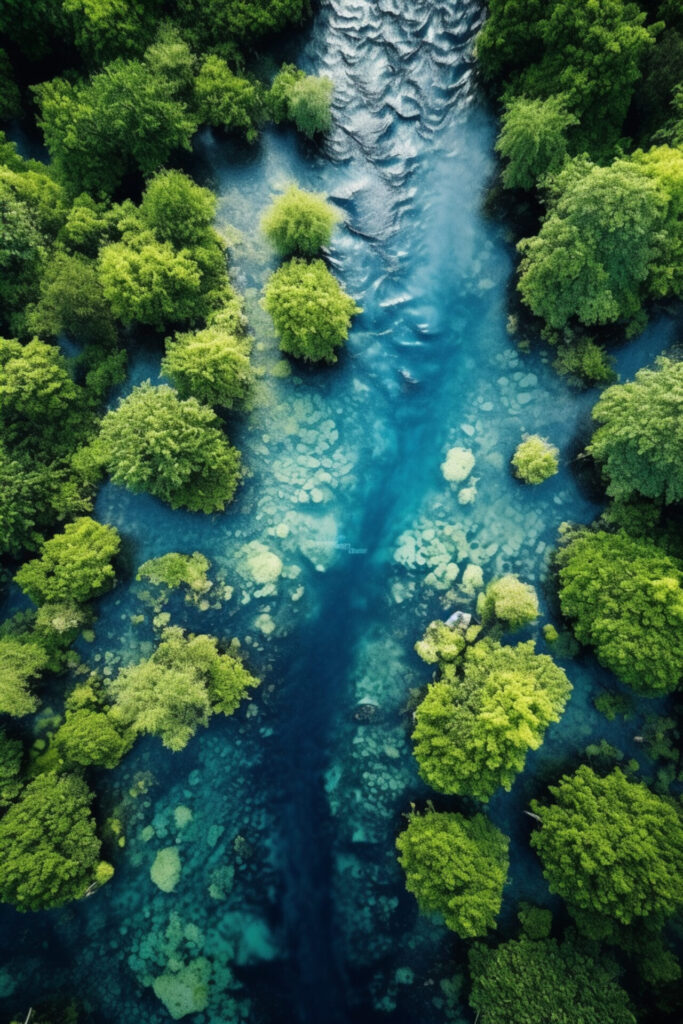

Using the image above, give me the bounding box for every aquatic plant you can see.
[530,766,683,928]
[396,807,509,938]
[511,434,559,484]
[150,846,182,893]
[136,551,211,593]
[479,573,540,631]
[261,185,341,258]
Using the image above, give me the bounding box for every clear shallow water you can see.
[0,1,679,1021]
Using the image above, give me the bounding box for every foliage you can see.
[0,771,109,911]
[589,357,683,505]
[414,620,467,666]
[518,158,666,331]
[0,48,20,120]
[0,728,23,806]
[496,96,578,190]
[479,574,540,631]
[108,626,258,749]
[512,434,559,484]
[468,935,636,1024]
[53,708,132,769]
[261,185,341,258]
[530,766,683,926]
[262,258,361,363]
[269,64,333,137]
[552,337,616,386]
[33,53,198,195]
[412,640,571,800]
[556,529,683,694]
[162,324,253,409]
[27,251,117,346]
[176,0,308,47]
[15,517,120,606]
[0,337,83,451]
[138,169,216,249]
[63,0,162,64]
[0,636,49,717]
[98,382,242,512]
[194,55,264,142]
[136,552,211,592]
[396,808,509,938]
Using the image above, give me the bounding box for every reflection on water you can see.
[0,1,678,1022]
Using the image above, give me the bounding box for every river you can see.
[0,1,678,1022]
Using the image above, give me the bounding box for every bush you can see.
[53,709,132,769]
[496,96,578,191]
[261,185,341,258]
[15,517,120,606]
[512,434,559,484]
[0,636,50,717]
[194,55,264,142]
[413,639,571,800]
[0,728,23,806]
[98,383,242,512]
[138,169,216,249]
[262,258,361,363]
[530,766,683,927]
[0,337,83,451]
[136,551,211,592]
[557,529,683,694]
[269,63,333,137]
[0,772,109,911]
[479,574,540,631]
[396,807,509,938]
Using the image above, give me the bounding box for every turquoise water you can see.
[0,1,679,1021]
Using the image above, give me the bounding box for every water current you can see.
[0,1,679,1022]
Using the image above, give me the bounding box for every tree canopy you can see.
[496,96,578,191]
[262,258,361,363]
[162,325,253,409]
[468,935,636,1024]
[588,357,683,505]
[479,574,540,631]
[531,766,683,927]
[194,55,264,142]
[511,435,559,484]
[0,772,110,911]
[412,639,571,800]
[0,636,49,718]
[261,185,341,258]
[15,517,120,606]
[396,808,509,938]
[556,529,683,694]
[53,709,132,769]
[98,383,242,512]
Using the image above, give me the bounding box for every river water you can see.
[0,1,678,1022]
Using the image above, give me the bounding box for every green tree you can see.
[414,619,467,666]
[33,57,198,195]
[468,935,636,1024]
[518,158,666,331]
[269,64,334,136]
[63,0,162,63]
[138,169,216,249]
[412,640,571,800]
[530,766,683,927]
[0,728,23,806]
[479,574,540,631]
[396,808,509,938]
[589,358,683,504]
[0,184,48,330]
[633,144,683,301]
[0,48,20,120]
[0,771,109,911]
[556,529,683,694]
[176,0,307,47]
[511,434,559,484]
[261,185,341,258]
[262,258,361,363]
[194,55,264,142]
[15,517,120,606]
[0,337,83,451]
[0,636,49,717]
[162,325,253,409]
[27,251,117,346]
[136,551,210,592]
[53,708,132,769]
[0,444,43,556]
[496,95,578,190]
[98,383,242,512]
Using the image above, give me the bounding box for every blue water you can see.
[1,1,680,1021]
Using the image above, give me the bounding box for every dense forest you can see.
[0,1,681,1023]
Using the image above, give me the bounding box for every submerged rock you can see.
[441,446,475,484]
[150,847,181,893]
[152,957,210,1019]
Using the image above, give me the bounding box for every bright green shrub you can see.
[0,771,109,911]
[496,96,578,190]
[0,338,82,450]
[530,766,683,926]
[162,325,253,409]
[589,357,683,504]
[53,708,132,768]
[0,636,50,717]
[396,807,509,938]
[194,55,264,142]
[98,383,242,512]
[414,619,467,666]
[262,258,361,363]
[269,63,333,137]
[136,551,211,592]
[479,574,540,631]
[138,169,216,249]
[512,435,559,484]
[261,185,341,258]
[15,517,120,606]
[557,529,683,694]
[412,640,571,800]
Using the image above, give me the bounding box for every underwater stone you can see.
[150,847,182,893]
[458,484,477,505]
[236,541,283,585]
[461,564,484,594]
[174,806,193,830]
[441,446,475,484]
[152,957,211,1020]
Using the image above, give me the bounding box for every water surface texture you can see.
[0,1,678,1022]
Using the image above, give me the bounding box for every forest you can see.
[0,1,681,1023]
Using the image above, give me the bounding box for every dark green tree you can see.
[194,55,264,142]
[0,636,49,717]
